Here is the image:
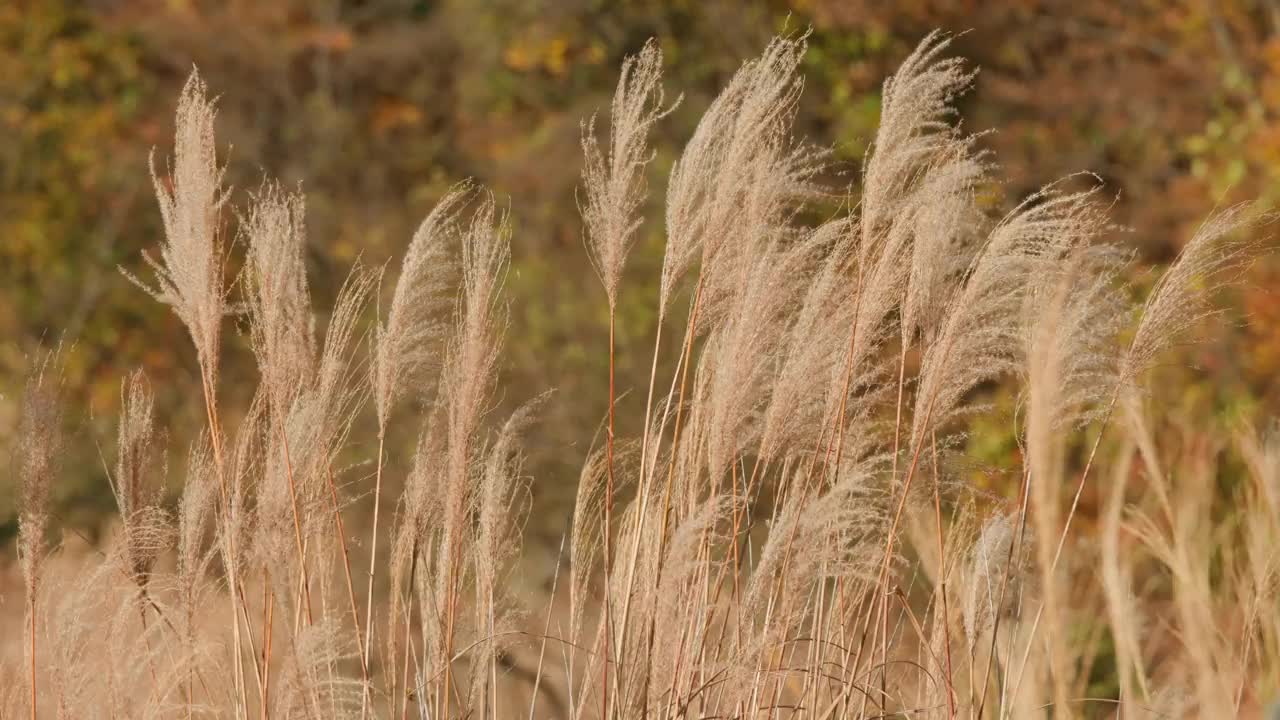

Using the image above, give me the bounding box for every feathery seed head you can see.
[17,350,64,595]
[178,434,218,592]
[243,181,316,417]
[862,31,975,252]
[1123,203,1259,381]
[582,39,677,309]
[124,69,231,378]
[112,370,169,588]
[374,183,472,430]
[663,34,816,317]
[963,512,1021,650]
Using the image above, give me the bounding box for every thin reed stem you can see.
[199,370,251,719]
[615,311,665,708]
[642,274,706,700]
[603,308,617,719]
[274,421,314,627]
[325,464,371,707]
[261,578,273,720]
[1009,389,1122,704]
[28,593,36,720]
[361,432,387,720]
[929,429,956,717]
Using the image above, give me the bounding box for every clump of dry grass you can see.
[4,31,1277,720]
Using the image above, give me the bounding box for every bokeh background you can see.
[3,0,1279,559]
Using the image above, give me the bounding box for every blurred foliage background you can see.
[2,0,1279,549]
